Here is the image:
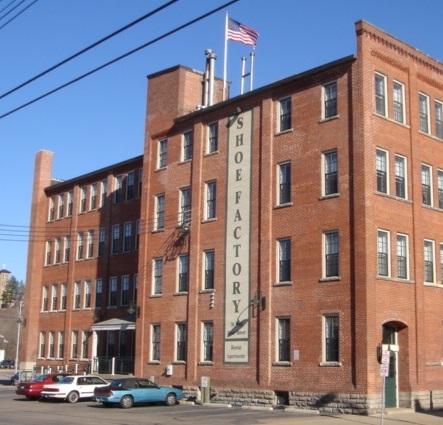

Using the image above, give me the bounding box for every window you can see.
[419,93,430,133]
[435,101,443,139]
[109,277,117,307]
[202,322,213,362]
[90,183,97,210]
[422,164,432,206]
[278,162,291,204]
[48,332,54,358]
[114,175,123,203]
[324,231,339,278]
[77,232,84,260]
[42,286,49,311]
[133,274,138,303]
[58,332,64,358]
[204,250,215,290]
[45,240,52,266]
[375,73,387,116]
[278,239,291,282]
[123,222,132,252]
[84,280,91,308]
[135,220,140,250]
[395,155,407,199]
[71,331,78,359]
[100,180,107,207]
[277,318,290,362]
[61,283,67,310]
[138,169,143,198]
[151,324,161,361]
[206,181,216,219]
[393,81,405,123]
[397,234,408,280]
[58,194,64,219]
[323,151,338,196]
[324,315,339,362]
[51,284,58,311]
[74,281,81,309]
[158,139,168,168]
[377,230,390,277]
[64,236,70,262]
[98,227,105,257]
[39,332,46,358]
[178,254,189,292]
[180,187,191,226]
[112,224,120,254]
[323,81,337,118]
[48,197,55,221]
[176,323,187,361]
[438,170,443,209]
[279,97,291,132]
[121,275,130,306]
[126,171,135,201]
[424,239,435,283]
[87,230,94,258]
[80,186,87,213]
[54,238,61,264]
[376,149,388,194]
[67,190,73,216]
[182,130,193,161]
[82,331,89,359]
[153,258,163,294]
[95,278,103,308]
[155,194,165,230]
[208,122,219,153]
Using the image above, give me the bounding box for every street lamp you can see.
[14,300,23,374]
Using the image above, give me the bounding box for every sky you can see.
[1,0,443,282]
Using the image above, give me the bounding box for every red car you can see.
[16,373,71,399]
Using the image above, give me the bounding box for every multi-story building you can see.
[0,268,11,303]
[21,20,443,413]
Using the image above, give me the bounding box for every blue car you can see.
[93,377,184,409]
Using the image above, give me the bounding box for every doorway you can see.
[382,324,398,408]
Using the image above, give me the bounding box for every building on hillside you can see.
[21,20,443,413]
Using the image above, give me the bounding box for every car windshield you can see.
[57,377,74,384]
[32,374,48,383]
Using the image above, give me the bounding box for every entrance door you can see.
[382,325,397,408]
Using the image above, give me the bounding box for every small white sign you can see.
[293,350,299,361]
[381,350,390,365]
[380,364,389,378]
[201,377,209,388]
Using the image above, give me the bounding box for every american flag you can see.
[227,17,258,48]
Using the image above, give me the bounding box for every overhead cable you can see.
[0,0,239,120]
[0,0,38,31]
[0,0,179,100]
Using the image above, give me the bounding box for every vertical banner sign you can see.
[224,110,252,364]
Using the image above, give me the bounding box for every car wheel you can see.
[67,391,80,403]
[102,402,113,408]
[120,395,134,409]
[165,392,177,406]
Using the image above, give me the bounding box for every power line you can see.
[0,0,25,22]
[0,0,239,120]
[0,0,179,100]
[0,0,38,32]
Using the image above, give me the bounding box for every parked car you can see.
[40,375,109,403]
[10,373,19,385]
[16,373,71,399]
[93,377,184,408]
[1,360,15,369]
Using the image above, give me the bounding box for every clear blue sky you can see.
[1,0,443,282]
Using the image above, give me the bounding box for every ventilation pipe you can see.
[204,49,217,107]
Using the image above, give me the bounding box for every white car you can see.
[40,375,109,403]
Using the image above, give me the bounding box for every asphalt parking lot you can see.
[1,370,443,425]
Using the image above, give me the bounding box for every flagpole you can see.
[223,11,228,101]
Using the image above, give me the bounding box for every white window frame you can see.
[100,180,107,208]
[207,121,219,153]
[276,317,291,362]
[277,238,291,283]
[58,193,65,219]
[79,186,87,213]
[419,92,430,134]
[176,323,187,362]
[155,194,165,230]
[323,81,337,119]
[322,314,340,364]
[205,181,217,219]
[123,221,132,252]
[435,100,443,139]
[322,150,338,196]
[393,80,405,124]
[84,280,91,309]
[394,155,407,199]
[158,139,168,168]
[151,324,161,361]
[396,233,409,280]
[278,162,291,205]
[153,258,163,295]
[376,148,389,194]
[323,231,339,278]
[182,130,193,162]
[51,284,58,311]
[424,239,436,284]
[375,72,387,116]
[204,250,215,290]
[109,276,118,307]
[90,183,97,210]
[202,322,213,362]
[121,275,130,306]
[278,97,291,132]
[377,229,390,277]
[114,175,123,203]
[111,224,120,254]
[421,163,433,206]
[179,187,191,226]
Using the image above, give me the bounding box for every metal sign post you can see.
[380,350,390,425]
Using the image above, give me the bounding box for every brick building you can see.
[21,20,443,413]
